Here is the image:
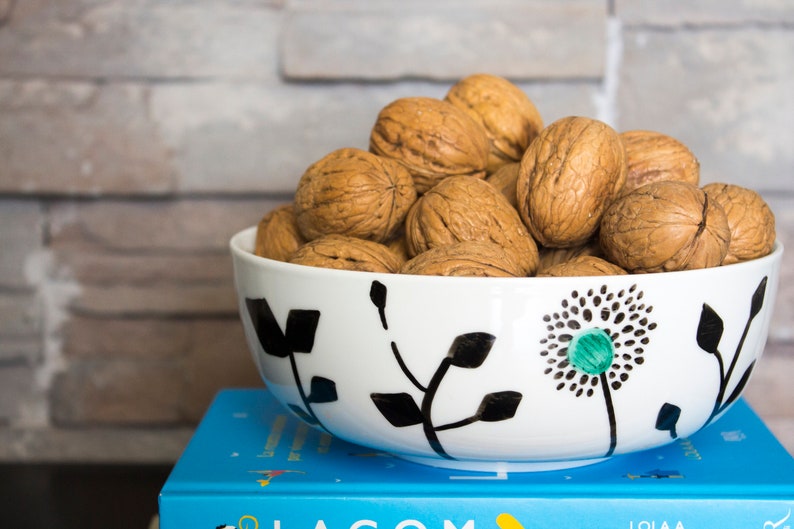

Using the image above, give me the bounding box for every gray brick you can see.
[618,28,794,192]
[70,283,238,317]
[0,80,174,195]
[62,317,191,359]
[0,201,44,289]
[765,196,794,342]
[181,319,262,421]
[49,198,272,252]
[0,364,37,426]
[743,343,794,420]
[0,0,283,80]
[281,1,606,81]
[616,0,794,26]
[0,292,41,337]
[0,427,194,463]
[50,358,186,425]
[0,337,40,363]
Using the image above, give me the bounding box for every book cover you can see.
[159,389,794,529]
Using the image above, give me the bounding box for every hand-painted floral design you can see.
[539,283,657,456]
[244,297,337,433]
[369,280,523,461]
[696,276,768,425]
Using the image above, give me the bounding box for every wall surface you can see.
[1,0,793,462]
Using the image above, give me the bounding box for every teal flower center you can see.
[567,328,615,375]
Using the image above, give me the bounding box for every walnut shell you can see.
[599,180,731,273]
[254,203,307,262]
[444,73,543,173]
[289,234,404,273]
[702,182,776,264]
[620,130,700,193]
[537,239,604,274]
[294,147,417,243]
[405,175,539,275]
[485,162,519,208]
[537,255,627,277]
[369,97,490,194]
[517,116,627,248]
[401,241,524,277]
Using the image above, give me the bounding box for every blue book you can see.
[159,389,794,529]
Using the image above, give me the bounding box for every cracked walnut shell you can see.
[620,130,700,193]
[702,182,776,265]
[369,97,490,194]
[294,147,417,243]
[599,180,731,273]
[445,73,544,173]
[401,240,524,277]
[404,175,539,275]
[289,234,404,273]
[517,116,627,248]
[254,203,307,262]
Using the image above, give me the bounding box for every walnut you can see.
[254,203,307,262]
[485,162,519,208]
[293,147,417,243]
[369,97,490,194]
[537,255,627,277]
[537,239,604,274]
[289,234,404,273]
[599,180,731,273]
[620,130,700,193]
[385,232,411,262]
[444,73,544,173]
[401,241,524,277]
[404,175,539,275]
[516,116,627,248]
[702,182,776,265]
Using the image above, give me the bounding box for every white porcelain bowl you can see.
[231,226,783,471]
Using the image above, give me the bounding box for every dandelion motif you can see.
[539,283,657,456]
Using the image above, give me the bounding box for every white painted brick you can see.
[618,28,794,192]
[150,81,446,193]
[616,0,794,26]
[0,0,283,79]
[281,1,606,81]
[151,80,602,193]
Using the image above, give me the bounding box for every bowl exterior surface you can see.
[231,227,782,469]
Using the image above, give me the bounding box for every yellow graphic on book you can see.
[496,512,525,529]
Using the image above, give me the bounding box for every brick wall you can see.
[1,0,792,462]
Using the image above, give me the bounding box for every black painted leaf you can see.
[749,277,767,319]
[655,402,682,439]
[308,376,338,404]
[477,391,522,422]
[288,404,318,425]
[370,280,388,330]
[696,303,723,355]
[286,309,321,353]
[370,392,423,427]
[245,298,290,358]
[724,360,757,407]
[447,332,497,368]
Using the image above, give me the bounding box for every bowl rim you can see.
[230,225,784,284]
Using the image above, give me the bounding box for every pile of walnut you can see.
[254,74,776,277]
